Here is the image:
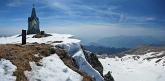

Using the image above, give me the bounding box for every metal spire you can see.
[31,3,37,17]
[33,3,35,8]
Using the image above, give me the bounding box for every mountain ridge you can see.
[88,36,165,48]
[0,33,114,81]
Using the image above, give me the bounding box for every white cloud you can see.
[38,0,157,25]
[7,0,31,7]
[7,0,21,7]
[40,0,122,18]
[119,14,156,23]
[6,0,157,24]
[41,23,165,41]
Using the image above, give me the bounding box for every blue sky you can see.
[0,0,165,42]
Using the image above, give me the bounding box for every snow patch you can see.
[24,54,83,81]
[0,59,17,81]
[0,33,80,44]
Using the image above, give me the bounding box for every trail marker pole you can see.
[22,30,26,45]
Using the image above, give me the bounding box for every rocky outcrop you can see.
[121,46,165,55]
[33,33,52,38]
[54,46,94,81]
[104,71,114,81]
[82,45,115,81]
[83,50,104,76]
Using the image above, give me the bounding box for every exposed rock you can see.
[55,47,94,81]
[82,45,115,81]
[32,33,52,38]
[120,46,165,55]
[83,50,104,76]
[104,71,114,81]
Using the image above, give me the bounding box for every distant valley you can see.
[83,36,165,55]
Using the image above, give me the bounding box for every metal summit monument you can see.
[27,4,40,34]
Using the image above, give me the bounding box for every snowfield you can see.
[99,52,165,81]
[0,33,80,45]
[0,33,104,81]
[0,59,17,81]
[24,54,83,81]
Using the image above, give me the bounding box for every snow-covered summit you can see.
[0,33,104,81]
[0,33,80,45]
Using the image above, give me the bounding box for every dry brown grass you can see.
[0,44,94,81]
[0,44,52,81]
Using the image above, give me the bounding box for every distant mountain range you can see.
[82,36,165,54]
[88,36,165,48]
[0,34,12,37]
[84,45,129,55]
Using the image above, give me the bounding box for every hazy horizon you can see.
[0,0,165,45]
